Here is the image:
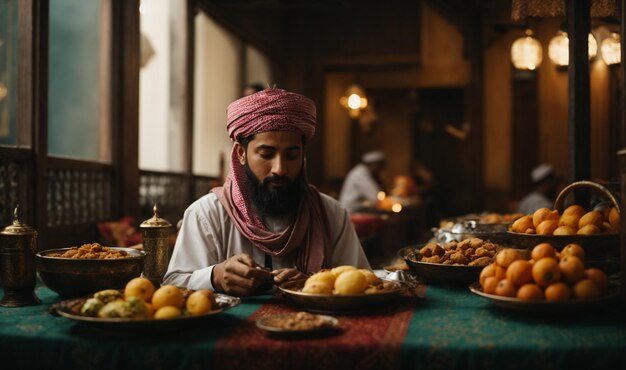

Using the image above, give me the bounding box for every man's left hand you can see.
[271,268,307,285]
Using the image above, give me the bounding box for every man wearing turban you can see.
[163,89,370,296]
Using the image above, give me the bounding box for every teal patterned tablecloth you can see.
[1,284,625,370]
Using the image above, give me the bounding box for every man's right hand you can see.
[211,253,273,296]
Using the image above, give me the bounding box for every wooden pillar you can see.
[19,0,48,250]
[111,0,140,219]
[565,0,591,203]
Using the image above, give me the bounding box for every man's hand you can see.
[271,268,307,285]
[212,254,273,296]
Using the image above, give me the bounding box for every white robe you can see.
[163,192,370,291]
[339,163,381,212]
[517,191,553,215]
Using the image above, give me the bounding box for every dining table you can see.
[1,281,626,370]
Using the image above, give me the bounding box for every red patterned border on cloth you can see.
[214,297,416,370]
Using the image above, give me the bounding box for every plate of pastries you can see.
[279,266,402,313]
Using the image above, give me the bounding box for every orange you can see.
[562,205,587,217]
[124,277,155,302]
[577,224,601,235]
[544,282,571,301]
[561,243,585,261]
[151,285,185,310]
[511,215,533,233]
[531,243,556,261]
[584,268,609,294]
[154,305,182,320]
[495,249,523,269]
[558,255,585,284]
[531,257,561,287]
[559,213,583,229]
[505,260,533,287]
[479,264,495,286]
[553,225,577,236]
[608,207,620,231]
[144,302,155,318]
[536,220,559,235]
[572,279,600,299]
[479,263,506,285]
[532,208,559,229]
[482,276,498,294]
[578,211,604,229]
[186,290,213,315]
[516,284,544,300]
[494,279,517,297]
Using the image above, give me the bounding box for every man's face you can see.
[236,131,305,217]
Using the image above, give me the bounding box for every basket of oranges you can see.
[469,244,618,312]
[507,181,620,260]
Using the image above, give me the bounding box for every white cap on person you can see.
[531,164,554,183]
[362,150,385,164]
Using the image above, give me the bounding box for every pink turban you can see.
[226,89,316,141]
[213,88,332,273]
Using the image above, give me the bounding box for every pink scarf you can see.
[212,89,332,273]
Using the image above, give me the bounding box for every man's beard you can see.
[244,163,305,218]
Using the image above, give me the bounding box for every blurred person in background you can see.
[339,151,386,212]
[517,164,560,214]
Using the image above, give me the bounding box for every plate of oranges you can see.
[52,277,240,331]
[278,266,402,313]
[468,243,619,313]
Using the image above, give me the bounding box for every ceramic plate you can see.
[53,293,240,331]
[468,282,620,313]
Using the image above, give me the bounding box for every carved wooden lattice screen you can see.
[0,161,30,226]
[139,170,219,225]
[47,168,112,227]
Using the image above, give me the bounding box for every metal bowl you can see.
[433,220,512,245]
[36,247,146,298]
[399,246,483,285]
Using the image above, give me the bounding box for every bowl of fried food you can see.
[401,239,506,285]
[36,243,146,298]
[279,266,402,313]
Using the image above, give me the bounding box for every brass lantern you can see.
[511,29,543,70]
[601,33,621,65]
[339,85,368,118]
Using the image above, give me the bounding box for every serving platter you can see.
[255,312,339,337]
[278,279,402,314]
[468,282,620,313]
[52,293,240,331]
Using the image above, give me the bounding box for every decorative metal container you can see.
[0,207,40,307]
[140,205,172,287]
